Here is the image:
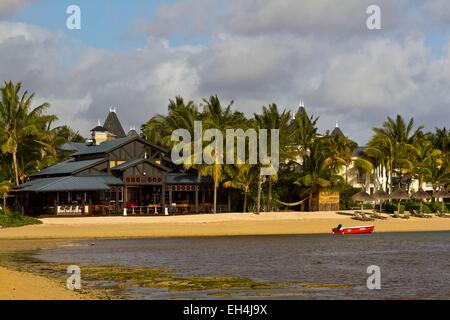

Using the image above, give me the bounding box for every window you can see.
[357,172,366,184]
[109,160,125,168]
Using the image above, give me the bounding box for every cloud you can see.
[0,0,35,18]
[319,36,428,110]
[1,1,450,146]
[133,0,219,40]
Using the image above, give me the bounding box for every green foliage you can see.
[339,184,360,210]
[0,209,42,228]
[383,202,405,214]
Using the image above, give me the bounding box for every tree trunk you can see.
[12,147,19,186]
[213,178,217,214]
[2,194,6,210]
[345,165,348,183]
[243,192,248,213]
[256,171,262,214]
[268,178,272,212]
[308,191,313,212]
[227,192,231,212]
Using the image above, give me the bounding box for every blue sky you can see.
[7,0,210,50]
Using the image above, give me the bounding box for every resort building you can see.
[15,110,217,216]
[334,125,434,194]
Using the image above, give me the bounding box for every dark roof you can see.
[30,158,107,177]
[72,136,167,157]
[73,137,129,156]
[91,125,108,132]
[354,146,366,156]
[58,142,89,153]
[127,129,139,137]
[17,176,122,192]
[166,174,213,185]
[112,158,170,172]
[104,111,126,138]
[331,127,344,137]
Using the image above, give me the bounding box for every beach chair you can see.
[336,211,355,216]
[402,212,410,219]
[355,212,374,221]
[393,211,401,218]
[435,210,450,218]
[372,212,387,220]
[411,210,432,218]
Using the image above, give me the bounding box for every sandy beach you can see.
[0,266,93,300]
[1,211,450,300]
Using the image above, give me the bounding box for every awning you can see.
[16,176,123,192]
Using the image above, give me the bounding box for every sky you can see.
[1,0,450,145]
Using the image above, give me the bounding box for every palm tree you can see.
[254,104,294,212]
[410,138,442,189]
[321,133,359,183]
[427,151,450,199]
[430,127,449,155]
[142,96,200,148]
[292,106,318,159]
[366,115,423,191]
[51,125,85,144]
[0,81,56,186]
[295,138,344,210]
[201,95,246,214]
[0,180,11,210]
[223,164,257,212]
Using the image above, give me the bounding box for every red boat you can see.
[332,225,375,235]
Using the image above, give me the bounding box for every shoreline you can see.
[2,211,450,240]
[1,211,450,300]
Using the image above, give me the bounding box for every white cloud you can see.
[320,36,428,110]
[1,1,450,145]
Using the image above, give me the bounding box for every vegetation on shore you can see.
[0,209,42,228]
[0,81,449,214]
[142,96,449,212]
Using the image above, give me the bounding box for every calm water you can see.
[35,232,450,299]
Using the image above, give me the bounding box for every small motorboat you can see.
[332,225,375,235]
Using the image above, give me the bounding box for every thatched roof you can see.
[351,191,372,202]
[433,190,450,198]
[372,190,390,201]
[389,189,410,200]
[411,189,432,200]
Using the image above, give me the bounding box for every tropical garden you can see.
[0,81,84,226]
[0,81,449,219]
[142,96,450,214]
